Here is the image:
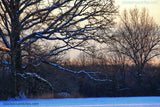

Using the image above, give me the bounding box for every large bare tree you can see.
[0,0,117,97]
[110,8,160,87]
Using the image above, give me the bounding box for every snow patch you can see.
[8,91,26,101]
[1,97,159,107]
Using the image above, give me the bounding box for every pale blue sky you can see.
[115,0,160,24]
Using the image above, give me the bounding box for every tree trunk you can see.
[10,33,22,98]
[10,3,22,97]
[136,64,144,93]
[122,64,126,87]
[10,32,22,73]
[10,30,22,97]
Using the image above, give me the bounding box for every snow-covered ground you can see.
[0,97,160,107]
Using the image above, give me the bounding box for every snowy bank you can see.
[0,97,160,107]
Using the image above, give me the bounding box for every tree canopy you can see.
[0,0,117,97]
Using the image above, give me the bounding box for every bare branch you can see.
[108,7,160,78]
[16,72,54,91]
[0,29,10,48]
[42,60,112,82]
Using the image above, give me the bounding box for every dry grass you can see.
[29,93,54,99]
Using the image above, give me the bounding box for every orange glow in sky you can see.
[115,0,160,24]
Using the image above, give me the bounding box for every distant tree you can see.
[107,51,127,87]
[86,43,97,65]
[109,8,160,87]
[79,41,106,66]
[78,52,89,67]
[0,0,117,97]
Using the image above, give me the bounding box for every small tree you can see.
[110,8,160,88]
[0,0,117,97]
[78,52,89,67]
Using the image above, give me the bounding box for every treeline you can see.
[64,55,160,97]
[1,56,160,100]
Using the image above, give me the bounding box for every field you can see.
[0,97,160,107]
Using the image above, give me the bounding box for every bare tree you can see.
[0,0,117,97]
[107,51,127,87]
[109,8,160,87]
[78,51,89,67]
[79,41,105,66]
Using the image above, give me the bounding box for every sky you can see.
[115,0,160,24]
[69,0,160,59]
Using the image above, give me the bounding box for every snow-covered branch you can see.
[0,0,117,98]
[18,0,115,45]
[16,72,54,91]
[0,29,10,48]
[42,60,112,82]
[0,59,9,65]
